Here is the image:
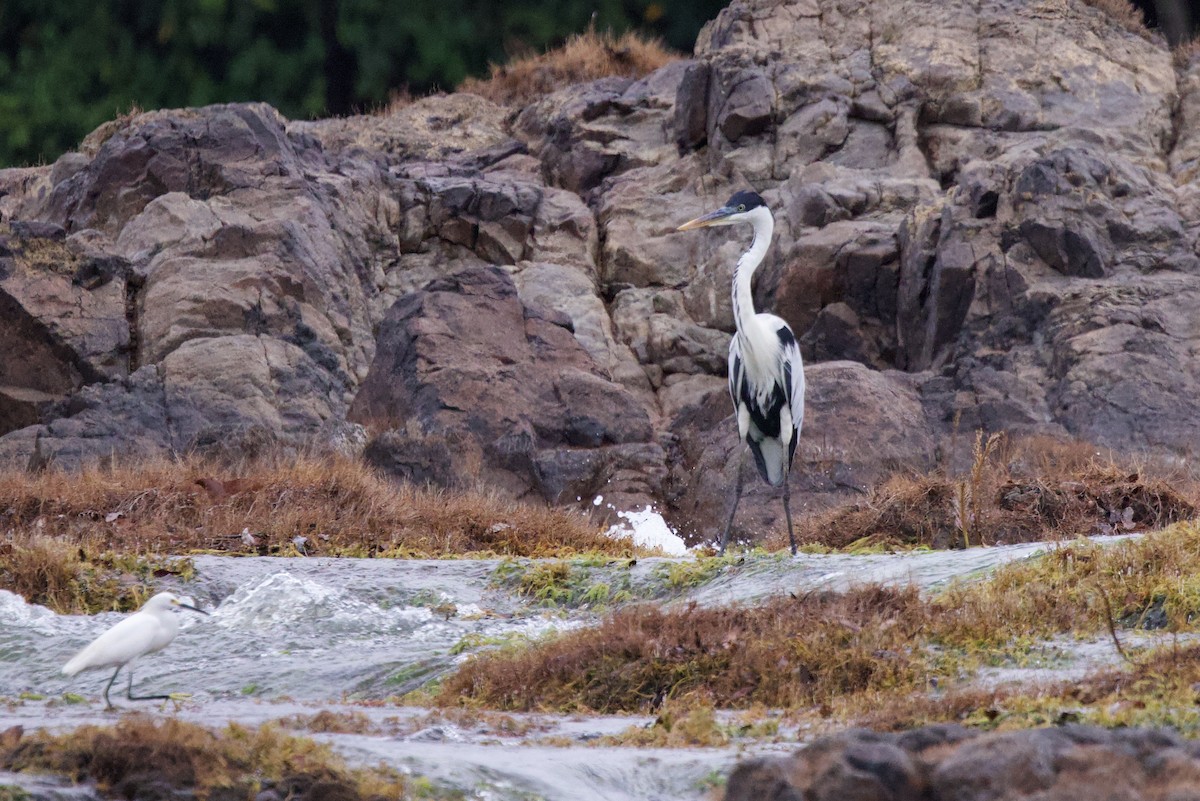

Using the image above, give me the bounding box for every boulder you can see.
[724,725,1200,801]
[514,62,690,193]
[0,334,349,471]
[668,361,936,544]
[349,266,660,511]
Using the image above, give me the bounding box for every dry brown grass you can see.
[459,28,678,107]
[435,522,1200,714]
[783,435,1195,552]
[0,536,84,611]
[79,103,145,157]
[1174,36,1200,68]
[0,534,184,613]
[1080,0,1150,37]
[0,453,628,561]
[381,87,415,116]
[857,642,1200,734]
[0,716,427,800]
[436,585,931,712]
[281,709,379,735]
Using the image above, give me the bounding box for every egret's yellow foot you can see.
[157,692,193,711]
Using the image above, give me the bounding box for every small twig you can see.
[1094,584,1135,665]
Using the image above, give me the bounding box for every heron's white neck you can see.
[732,205,774,338]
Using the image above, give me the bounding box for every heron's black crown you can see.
[725,190,766,212]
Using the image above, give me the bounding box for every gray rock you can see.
[725,725,1200,801]
[714,67,774,142]
[349,266,657,508]
[724,756,804,801]
[0,0,1198,552]
[673,61,711,150]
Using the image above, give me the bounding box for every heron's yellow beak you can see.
[676,206,736,231]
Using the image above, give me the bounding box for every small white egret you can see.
[62,591,209,710]
[678,190,805,555]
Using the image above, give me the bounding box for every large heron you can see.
[678,190,804,555]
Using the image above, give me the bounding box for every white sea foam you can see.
[212,572,429,634]
[0,589,58,634]
[604,506,689,556]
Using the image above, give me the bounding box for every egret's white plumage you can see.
[62,591,208,709]
[678,191,805,554]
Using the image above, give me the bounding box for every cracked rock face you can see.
[348,265,662,509]
[2,0,1199,545]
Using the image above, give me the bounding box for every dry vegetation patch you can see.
[436,523,1200,714]
[1080,0,1150,37]
[0,454,623,559]
[858,643,1200,735]
[785,436,1195,552]
[932,522,1200,646]
[0,716,439,800]
[1175,36,1200,68]
[459,28,677,106]
[0,454,634,611]
[0,535,187,613]
[437,585,931,712]
[280,709,379,735]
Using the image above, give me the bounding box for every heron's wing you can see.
[62,613,165,675]
[778,325,805,467]
[728,338,750,440]
[725,313,807,487]
[731,318,805,486]
[729,333,785,486]
[778,325,805,434]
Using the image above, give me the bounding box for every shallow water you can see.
[0,535,1143,800]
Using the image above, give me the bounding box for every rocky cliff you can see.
[1,0,1197,544]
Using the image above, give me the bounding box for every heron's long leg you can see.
[720,451,747,555]
[783,470,796,556]
[126,667,171,702]
[102,667,122,710]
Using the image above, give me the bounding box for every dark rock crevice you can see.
[124,272,143,373]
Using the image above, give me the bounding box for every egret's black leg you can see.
[125,668,171,702]
[102,667,122,710]
[783,470,796,556]
[720,452,747,555]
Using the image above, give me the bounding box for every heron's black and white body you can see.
[62,591,208,710]
[678,191,805,555]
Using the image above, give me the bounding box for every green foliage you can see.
[449,631,534,655]
[651,553,740,590]
[491,557,635,608]
[0,0,725,167]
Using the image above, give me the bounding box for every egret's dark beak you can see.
[178,602,210,616]
[676,206,736,231]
